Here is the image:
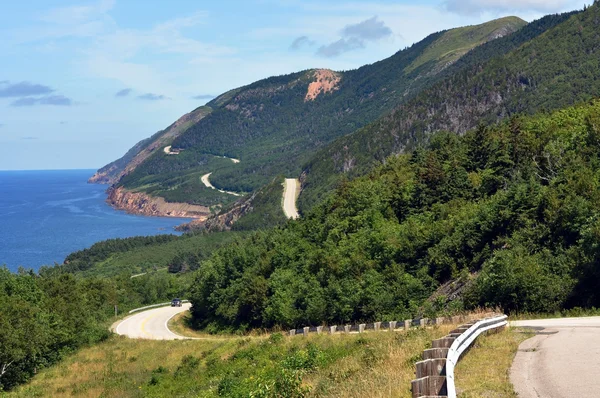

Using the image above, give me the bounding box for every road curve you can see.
[283,178,299,219]
[114,303,192,340]
[201,173,241,196]
[510,317,600,397]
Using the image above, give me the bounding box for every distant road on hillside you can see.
[510,317,600,397]
[114,303,191,340]
[283,178,299,219]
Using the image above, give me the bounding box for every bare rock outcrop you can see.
[305,69,341,102]
[106,186,210,219]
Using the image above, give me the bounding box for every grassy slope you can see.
[406,16,525,73]
[455,328,531,397]
[8,326,455,398]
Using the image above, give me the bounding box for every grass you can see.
[7,325,456,398]
[454,327,532,397]
[405,16,526,73]
[167,311,224,340]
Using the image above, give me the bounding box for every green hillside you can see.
[405,16,525,73]
[99,17,525,208]
[189,99,600,331]
[299,7,591,210]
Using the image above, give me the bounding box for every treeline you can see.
[56,231,243,278]
[61,234,179,273]
[0,266,187,390]
[189,100,600,331]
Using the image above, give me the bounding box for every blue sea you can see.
[0,169,191,272]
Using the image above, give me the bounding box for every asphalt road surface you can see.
[114,303,192,340]
[510,317,600,397]
[283,178,299,219]
[200,173,241,196]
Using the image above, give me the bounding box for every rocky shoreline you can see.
[106,186,211,220]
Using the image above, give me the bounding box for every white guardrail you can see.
[446,315,508,397]
[128,300,189,314]
[411,314,508,398]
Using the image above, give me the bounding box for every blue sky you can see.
[0,0,588,170]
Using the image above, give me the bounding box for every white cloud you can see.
[39,0,115,25]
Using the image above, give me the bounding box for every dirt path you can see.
[282,178,300,219]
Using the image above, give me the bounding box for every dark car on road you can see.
[171,298,182,307]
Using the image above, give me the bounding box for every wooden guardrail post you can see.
[410,314,508,398]
[411,376,447,397]
[389,321,397,332]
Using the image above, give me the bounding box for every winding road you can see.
[283,178,300,219]
[200,173,241,196]
[114,303,192,340]
[510,317,600,397]
[199,155,243,196]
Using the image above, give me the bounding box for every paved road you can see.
[283,178,299,219]
[510,317,600,397]
[200,173,241,196]
[114,303,191,340]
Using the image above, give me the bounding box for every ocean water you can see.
[0,169,191,272]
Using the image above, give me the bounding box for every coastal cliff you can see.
[106,186,210,219]
[176,191,257,232]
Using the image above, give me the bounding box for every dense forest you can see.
[0,265,191,390]
[299,5,597,211]
[189,100,600,331]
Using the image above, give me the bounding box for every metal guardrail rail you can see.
[411,314,508,398]
[128,300,190,314]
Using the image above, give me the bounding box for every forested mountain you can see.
[189,99,600,331]
[89,106,212,185]
[299,6,596,210]
[93,17,525,207]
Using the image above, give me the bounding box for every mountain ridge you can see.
[90,16,526,221]
[298,8,587,211]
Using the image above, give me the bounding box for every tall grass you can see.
[7,325,455,398]
[454,328,532,397]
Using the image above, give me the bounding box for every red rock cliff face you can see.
[106,186,210,219]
